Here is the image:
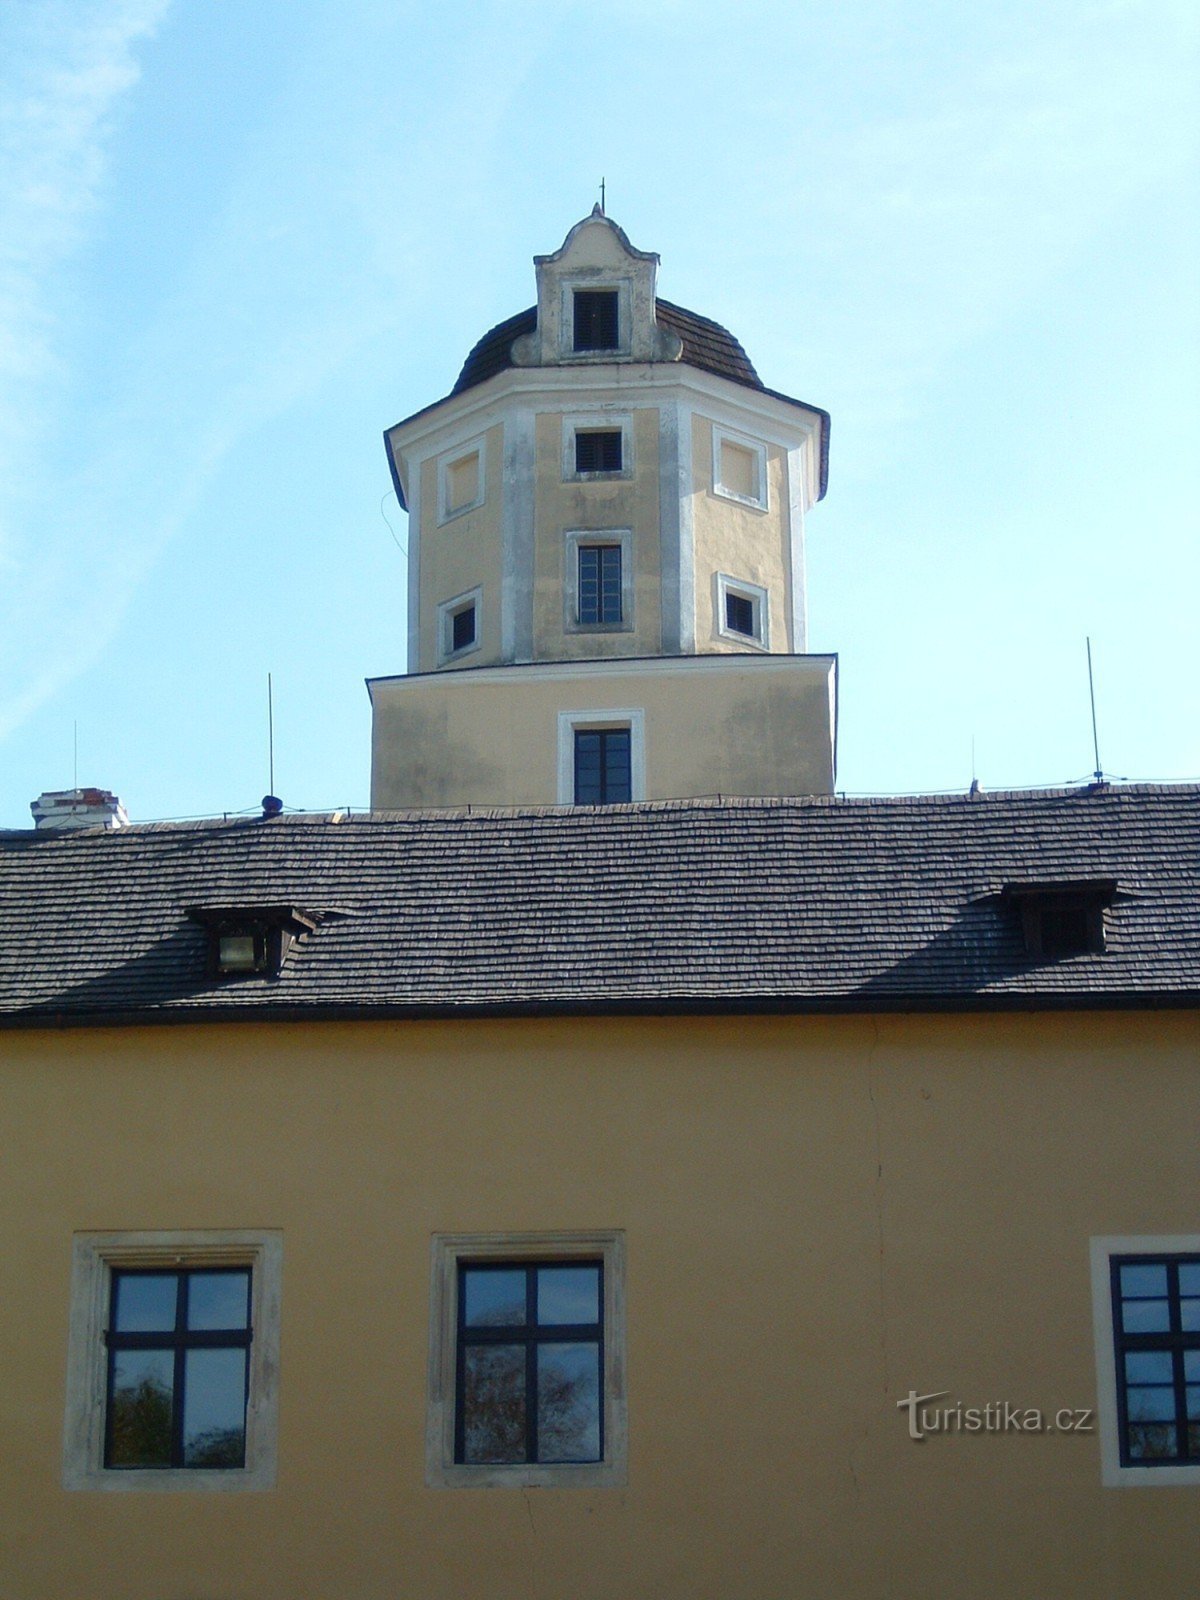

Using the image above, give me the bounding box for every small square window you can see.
[63,1231,282,1491]
[218,930,267,973]
[438,588,483,665]
[578,545,623,626]
[725,591,755,637]
[716,573,769,649]
[575,430,622,474]
[1091,1236,1200,1486]
[573,290,619,352]
[427,1232,626,1488]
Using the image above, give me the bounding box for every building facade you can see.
[1,218,1197,1600]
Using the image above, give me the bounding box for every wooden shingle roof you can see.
[2,787,1196,1026]
[451,298,763,396]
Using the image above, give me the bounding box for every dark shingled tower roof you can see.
[452,298,762,396]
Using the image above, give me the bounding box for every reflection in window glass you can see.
[456,1259,603,1466]
[183,1348,248,1466]
[537,1343,600,1461]
[463,1268,526,1327]
[1112,1254,1200,1467]
[105,1267,251,1470]
[109,1350,174,1467]
[113,1273,177,1332]
[462,1345,526,1464]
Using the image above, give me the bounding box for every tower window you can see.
[575,430,622,474]
[574,728,632,805]
[713,427,768,511]
[578,545,623,626]
[438,588,483,665]
[437,439,487,524]
[446,452,480,515]
[452,605,476,653]
[573,290,619,353]
[725,592,754,637]
[716,574,769,648]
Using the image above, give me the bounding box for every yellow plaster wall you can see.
[1,1009,1196,1599]
[691,417,792,651]
[531,408,662,659]
[417,423,505,671]
[369,657,835,807]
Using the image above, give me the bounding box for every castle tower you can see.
[369,211,835,807]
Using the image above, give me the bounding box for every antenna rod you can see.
[1086,636,1103,783]
[600,176,606,214]
[73,720,78,790]
[268,672,275,796]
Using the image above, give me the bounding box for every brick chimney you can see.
[30,788,129,832]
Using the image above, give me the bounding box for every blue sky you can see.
[1,0,1196,827]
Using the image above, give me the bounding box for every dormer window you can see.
[188,905,321,979]
[1002,880,1117,959]
[573,290,619,352]
[218,931,267,973]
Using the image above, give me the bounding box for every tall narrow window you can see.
[105,1268,251,1470]
[573,290,619,352]
[578,545,623,625]
[575,429,622,473]
[574,729,631,804]
[452,604,476,654]
[1110,1256,1200,1467]
[456,1261,603,1465]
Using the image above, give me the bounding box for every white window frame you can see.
[62,1229,282,1492]
[561,412,633,482]
[1090,1233,1200,1487]
[560,279,632,360]
[556,708,645,804]
[563,529,634,634]
[426,1230,627,1489]
[437,586,483,666]
[437,436,487,525]
[712,425,768,511]
[715,572,770,650]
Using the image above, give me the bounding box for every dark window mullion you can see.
[171,1273,188,1468]
[525,1267,538,1464]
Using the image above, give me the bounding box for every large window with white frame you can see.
[1090,1234,1200,1486]
[556,708,645,805]
[63,1230,282,1492]
[563,529,633,633]
[426,1231,627,1489]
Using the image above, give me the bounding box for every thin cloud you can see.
[0,2,169,556]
